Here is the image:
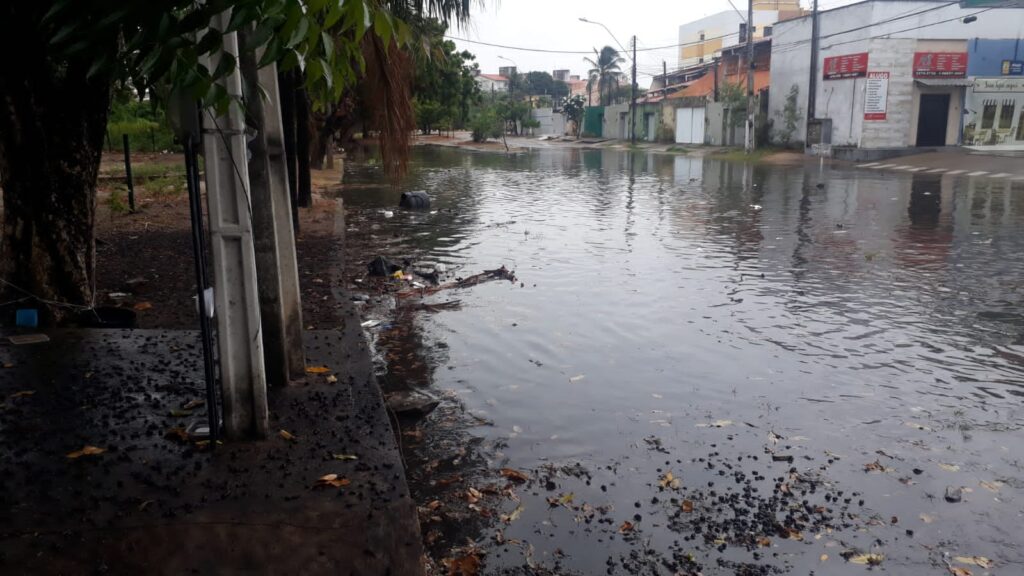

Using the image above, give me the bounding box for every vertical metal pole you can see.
[631,36,637,145]
[808,0,820,124]
[184,136,220,444]
[745,0,755,153]
[122,134,136,212]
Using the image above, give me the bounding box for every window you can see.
[981,100,997,129]
[999,100,1015,130]
[763,26,773,37]
[699,31,705,41]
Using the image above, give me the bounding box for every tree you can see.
[583,46,624,106]
[776,84,801,146]
[561,94,586,138]
[0,1,471,315]
[523,71,555,98]
[411,19,480,134]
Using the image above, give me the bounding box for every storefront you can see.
[963,39,1024,148]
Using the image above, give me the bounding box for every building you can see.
[553,69,571,82]
[768,0,1024,151]
[678,0,804,68]
[498,66,518,79]
[963,39,1024,147]
[475,73,509,93]
[676,39,773,145]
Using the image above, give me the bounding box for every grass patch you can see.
[108,188,130,214]
[710,147,785,163]
[666,146,690,154]
[143,175,187,199]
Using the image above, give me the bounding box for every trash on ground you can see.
[9,334,50,345]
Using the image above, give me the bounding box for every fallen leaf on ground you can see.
[546,492,574,507]
[500,468,529,483]
[279,429,297,442]
[465,487,483,504]
[164,427,190,443]
[325,374,338,383]
[919,513,935,523]
[305,366,331,374]
[979,480,1003,492]
[500,504,524,524]
[949,568,972,576]
[314,474,350,488]
[696,419,733,428]
[182,399,205,410]
[658,472,675,488]
[820,554,829,562]
[938,463,961,472]
[756,537,771,547]
[9,390,34,399]
[618,520,634,533]
[864,460,893,473]
[681,499,694,513]
[168,408,192,417]
[332,453,358,461]
[568,374,585,383]
[444,552,482,576]
[847,553,884,565]
[781,527,803,541]
[67,445,105,459]
[132,301,153,311]
[953,556,992,569]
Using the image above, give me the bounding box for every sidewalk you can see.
[0,329,423,573]
[849,148,1024,181]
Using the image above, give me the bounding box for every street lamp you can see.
[580,17,637,144]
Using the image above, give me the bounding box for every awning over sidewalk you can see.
[915,78,974,87]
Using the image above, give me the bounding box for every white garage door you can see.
[674,107,705,144]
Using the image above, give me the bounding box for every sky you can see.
[448,0,858,86]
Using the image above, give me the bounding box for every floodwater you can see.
[340,146,1024,575]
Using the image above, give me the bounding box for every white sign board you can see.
[864,72,889,121]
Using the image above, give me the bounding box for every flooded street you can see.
[341,146,1024,575]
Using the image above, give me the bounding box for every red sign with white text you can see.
[823,53,869,80]
[912,52,968,78]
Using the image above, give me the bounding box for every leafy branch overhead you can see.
[41,0,414,112]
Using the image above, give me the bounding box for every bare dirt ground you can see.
[94,152,345,330]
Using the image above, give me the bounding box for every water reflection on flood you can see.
[342,147,1024,574]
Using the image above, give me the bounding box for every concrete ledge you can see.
[0,328,424,575]
[830,146,940,162]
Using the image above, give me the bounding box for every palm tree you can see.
[584,46,625,106]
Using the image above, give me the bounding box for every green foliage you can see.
[561,94,586,138]
[106,99,178,153]
[719,81,748,128]
[523,71,558,98]
[411,18,480,133]
[777,84,802,146]
[584,46,624,106]
[39,0,414,114]
[107,188,129,215]
[470,108,501,142]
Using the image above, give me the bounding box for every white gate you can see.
[674,106,705,144]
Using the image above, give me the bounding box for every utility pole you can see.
[808,0,820,127]
[199,12,269,439]
[630,35,637,145]
[745,0,755,153]
[662,60,668,96]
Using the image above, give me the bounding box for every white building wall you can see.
[769,0,1024,148]
[678,10,781,68]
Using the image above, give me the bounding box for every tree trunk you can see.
[0,57,110,321]
[295,76,312,208]
[278,68,300,233]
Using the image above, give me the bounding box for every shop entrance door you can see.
[916,94,950,146]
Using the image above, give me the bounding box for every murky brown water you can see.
[341,146,1024,575]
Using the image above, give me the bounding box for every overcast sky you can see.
[448,0,856,86]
